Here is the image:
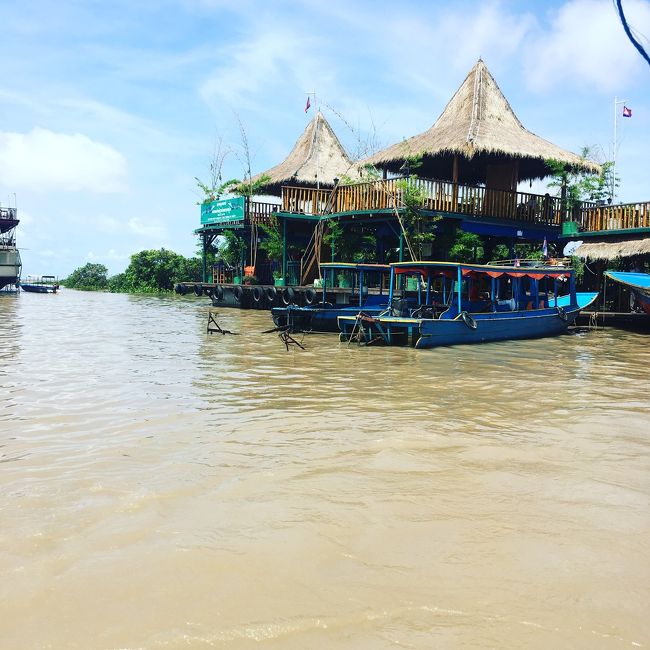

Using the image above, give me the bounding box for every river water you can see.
[1,289,648,649]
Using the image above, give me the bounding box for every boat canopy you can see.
[604,271,650,291]
[390,261,572,281]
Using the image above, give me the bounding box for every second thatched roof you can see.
[249,111,353,196]
[574,238,650,261]
[363,59,600,183]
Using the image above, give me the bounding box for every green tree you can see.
[217,231,246,268]
[546,146,619,215]
[122,249,201,292]
[259,219,284,276]
[62,263,109,290]
[448,231,484,263]
[323,222,376,263]
[396,174,440,260]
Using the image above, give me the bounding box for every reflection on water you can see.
[1,290,649,649]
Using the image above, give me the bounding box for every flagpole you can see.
[612,96,627,202]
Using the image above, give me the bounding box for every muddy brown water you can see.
[1,289,648,649]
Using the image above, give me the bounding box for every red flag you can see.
[623,105,632,117]
[304,97,311,113]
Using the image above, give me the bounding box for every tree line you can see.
[62,249,201,292]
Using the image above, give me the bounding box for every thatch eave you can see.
[574,238,650,261]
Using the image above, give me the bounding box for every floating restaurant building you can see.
[190,59,649,312]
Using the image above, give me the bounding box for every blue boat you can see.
[338,260,598,348]
[19,275,59,294]
[604,271,650,316]
[271,262,392,333]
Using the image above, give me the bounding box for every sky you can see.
[1,0,649,277]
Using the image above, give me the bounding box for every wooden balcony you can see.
[281,177,563,226]
[279,179,650,235]
[577,201,650,232]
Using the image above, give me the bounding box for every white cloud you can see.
[127,217,166,239]
[95,214,121,234]
[199,29,323,111]
[524,0,650,92]
[0,127,127,193]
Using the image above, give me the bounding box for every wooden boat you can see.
[338,260,598,348]
[20,275,59,293]
[604,271,650,315]
[271,263,392,332]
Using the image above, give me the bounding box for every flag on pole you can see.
[542,237,548,257]
[304,97,311,113]
[623,105,632,117]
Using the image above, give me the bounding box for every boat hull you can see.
[0,249,21,289]
[273,304,387,333]
[633,289,650,316]
[339,293,598,349]
[415,309,577,348]
[20,284,58,293]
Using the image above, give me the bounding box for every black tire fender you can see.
[305,288,317,304]
[214,285,224,301]
[282,286,296,305]
[193,283,203,297]
[175,283,187,295]
[252,286,263,302]
[233,285,243,302]
[265,286,277,301]
[461,311,478,330]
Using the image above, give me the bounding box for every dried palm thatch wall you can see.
[362,59,600,186]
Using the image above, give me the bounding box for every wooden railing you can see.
[281,179,650,234]
[248,200,279,225]
[281,186,333,215]
[577,201,650,232]
[282,178,563,225]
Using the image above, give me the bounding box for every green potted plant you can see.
[273,271,285,287]
[243,274,258,285]
[337,272,351,288]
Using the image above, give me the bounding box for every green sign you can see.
[200,196,246,225]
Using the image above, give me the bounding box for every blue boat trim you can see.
[605,270,650,315]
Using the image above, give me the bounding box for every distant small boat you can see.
[605,271,650,315]
[19,275,60,294]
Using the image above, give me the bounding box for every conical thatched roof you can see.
[574,238,650,261]
[363,59,600,183]
[249,111,353,196]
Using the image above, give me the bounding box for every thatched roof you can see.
[362,59,600,183]
[574,238,650,261]
[249,111,353,196]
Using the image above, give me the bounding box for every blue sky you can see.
[1,0,648,277]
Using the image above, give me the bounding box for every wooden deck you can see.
[280,178,650,234]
